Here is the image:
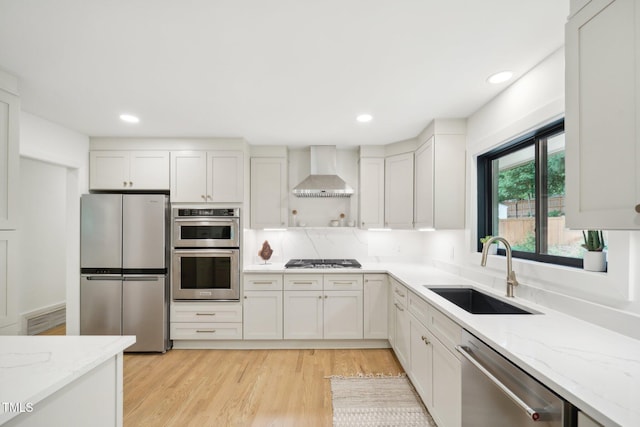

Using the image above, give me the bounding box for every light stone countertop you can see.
[0,335,135,425]
[244,262,640,427]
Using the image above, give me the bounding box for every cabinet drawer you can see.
[429,307,461,354]
[408,291,430,327]
[170,322,242,340]
[244,274,283,291]
[324,274,363,291]
[284,274,323,291]
[390,278,408,306]
[171,303,243,323]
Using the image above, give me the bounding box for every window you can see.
[477,119,586,268]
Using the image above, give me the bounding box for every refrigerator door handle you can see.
[123,276,161,281]
[86,276,122,281]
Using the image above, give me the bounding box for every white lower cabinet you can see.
[0,231,17,332]
[409,315,433,407]
[391,283,411,369]
[389,286,462,427]
[282,274,364,340]
[243,291,283,340]
[431,334,461,427]
[243,274,283,340]
[363,274,388,339]
[170,302,243,340]
[324,290,363,339]
[284,290,324,339]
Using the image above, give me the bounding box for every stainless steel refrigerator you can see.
[80,193,170,352]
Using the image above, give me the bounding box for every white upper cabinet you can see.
[0,88,19,230]
[90,151,170,190]
[250,157,287,228]
[171,151,244,203]
[566,0,640,229]
[358,157,385,229]
[385,152,414,229]
[414,135,465,230]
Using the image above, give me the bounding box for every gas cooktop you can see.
[284,259,362,269]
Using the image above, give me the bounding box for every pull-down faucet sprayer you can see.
[480,236,519,298]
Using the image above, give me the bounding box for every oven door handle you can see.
[174,218,237,223]
[456,345,542,422]
[173,249,236,255]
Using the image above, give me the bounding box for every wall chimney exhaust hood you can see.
[292,146,354,198]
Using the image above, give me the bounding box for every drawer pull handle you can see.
[332,281,353,285]
[196,313,216,316]
[395,289,405,297]
[421,335,430,345]
[196,329,216,333]
[293,282,314,285]
[394,303,405,312]
[252,281,274,285]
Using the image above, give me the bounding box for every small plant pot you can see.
[583,251,606,272]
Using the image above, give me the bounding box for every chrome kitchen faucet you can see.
[480,236,519,298]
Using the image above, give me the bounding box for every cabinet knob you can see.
[207,195,212,200]
[635,204,640,213]
[318,295,322,299]
[201,195,206,200]
[244,296,247,299]
[129,181,133,187]
[123,181,127,187]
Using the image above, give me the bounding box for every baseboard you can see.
[171,339,391,350]
[21,302,66,335]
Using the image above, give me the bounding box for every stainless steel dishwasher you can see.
[456,330,576,427]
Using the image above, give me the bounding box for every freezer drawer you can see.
[123,275,167,352]
[80,275,122,335]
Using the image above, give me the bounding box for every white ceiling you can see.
[0,0,568,146]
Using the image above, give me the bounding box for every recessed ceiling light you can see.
[119,114,140,123]
[487,71,513,84]
[356,114,373,123]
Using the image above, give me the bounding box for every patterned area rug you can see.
[329,374,437,427]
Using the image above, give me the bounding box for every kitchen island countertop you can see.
[0,335,135,425]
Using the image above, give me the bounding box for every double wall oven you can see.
[172,208,240,300]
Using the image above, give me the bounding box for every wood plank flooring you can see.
[124,348,403,427]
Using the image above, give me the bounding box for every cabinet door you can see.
[387,283,396,348]
[0,89,18,230]
[409,316,433,410]
[414,138,435,229]
[243,290,283,340]
[385,152,414,229]
[566,0,640,229]
[129,151,170,190]
[359,157,385,229]
[364,274,388,339]
[283,290,323,339]
[393,300,411,370]
[431,337,461,427]
[208,151,244,202]
[170,151,208,202]
[250,157,287,228]
[89,151,130,190]
[0,231,16,330]
[323,290,363,339]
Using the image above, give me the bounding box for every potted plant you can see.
[480,235,498,255]
[582,230,606,272]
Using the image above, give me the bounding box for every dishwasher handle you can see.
[456,345,542,422]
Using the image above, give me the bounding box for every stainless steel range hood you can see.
[292,146,354,198]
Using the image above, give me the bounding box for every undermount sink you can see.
[426,287,535,315]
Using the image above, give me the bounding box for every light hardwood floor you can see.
[123,348,403,427]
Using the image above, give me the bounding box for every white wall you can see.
[19,112,89,335]
[423,47,640,339]
[18,158,67,317]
